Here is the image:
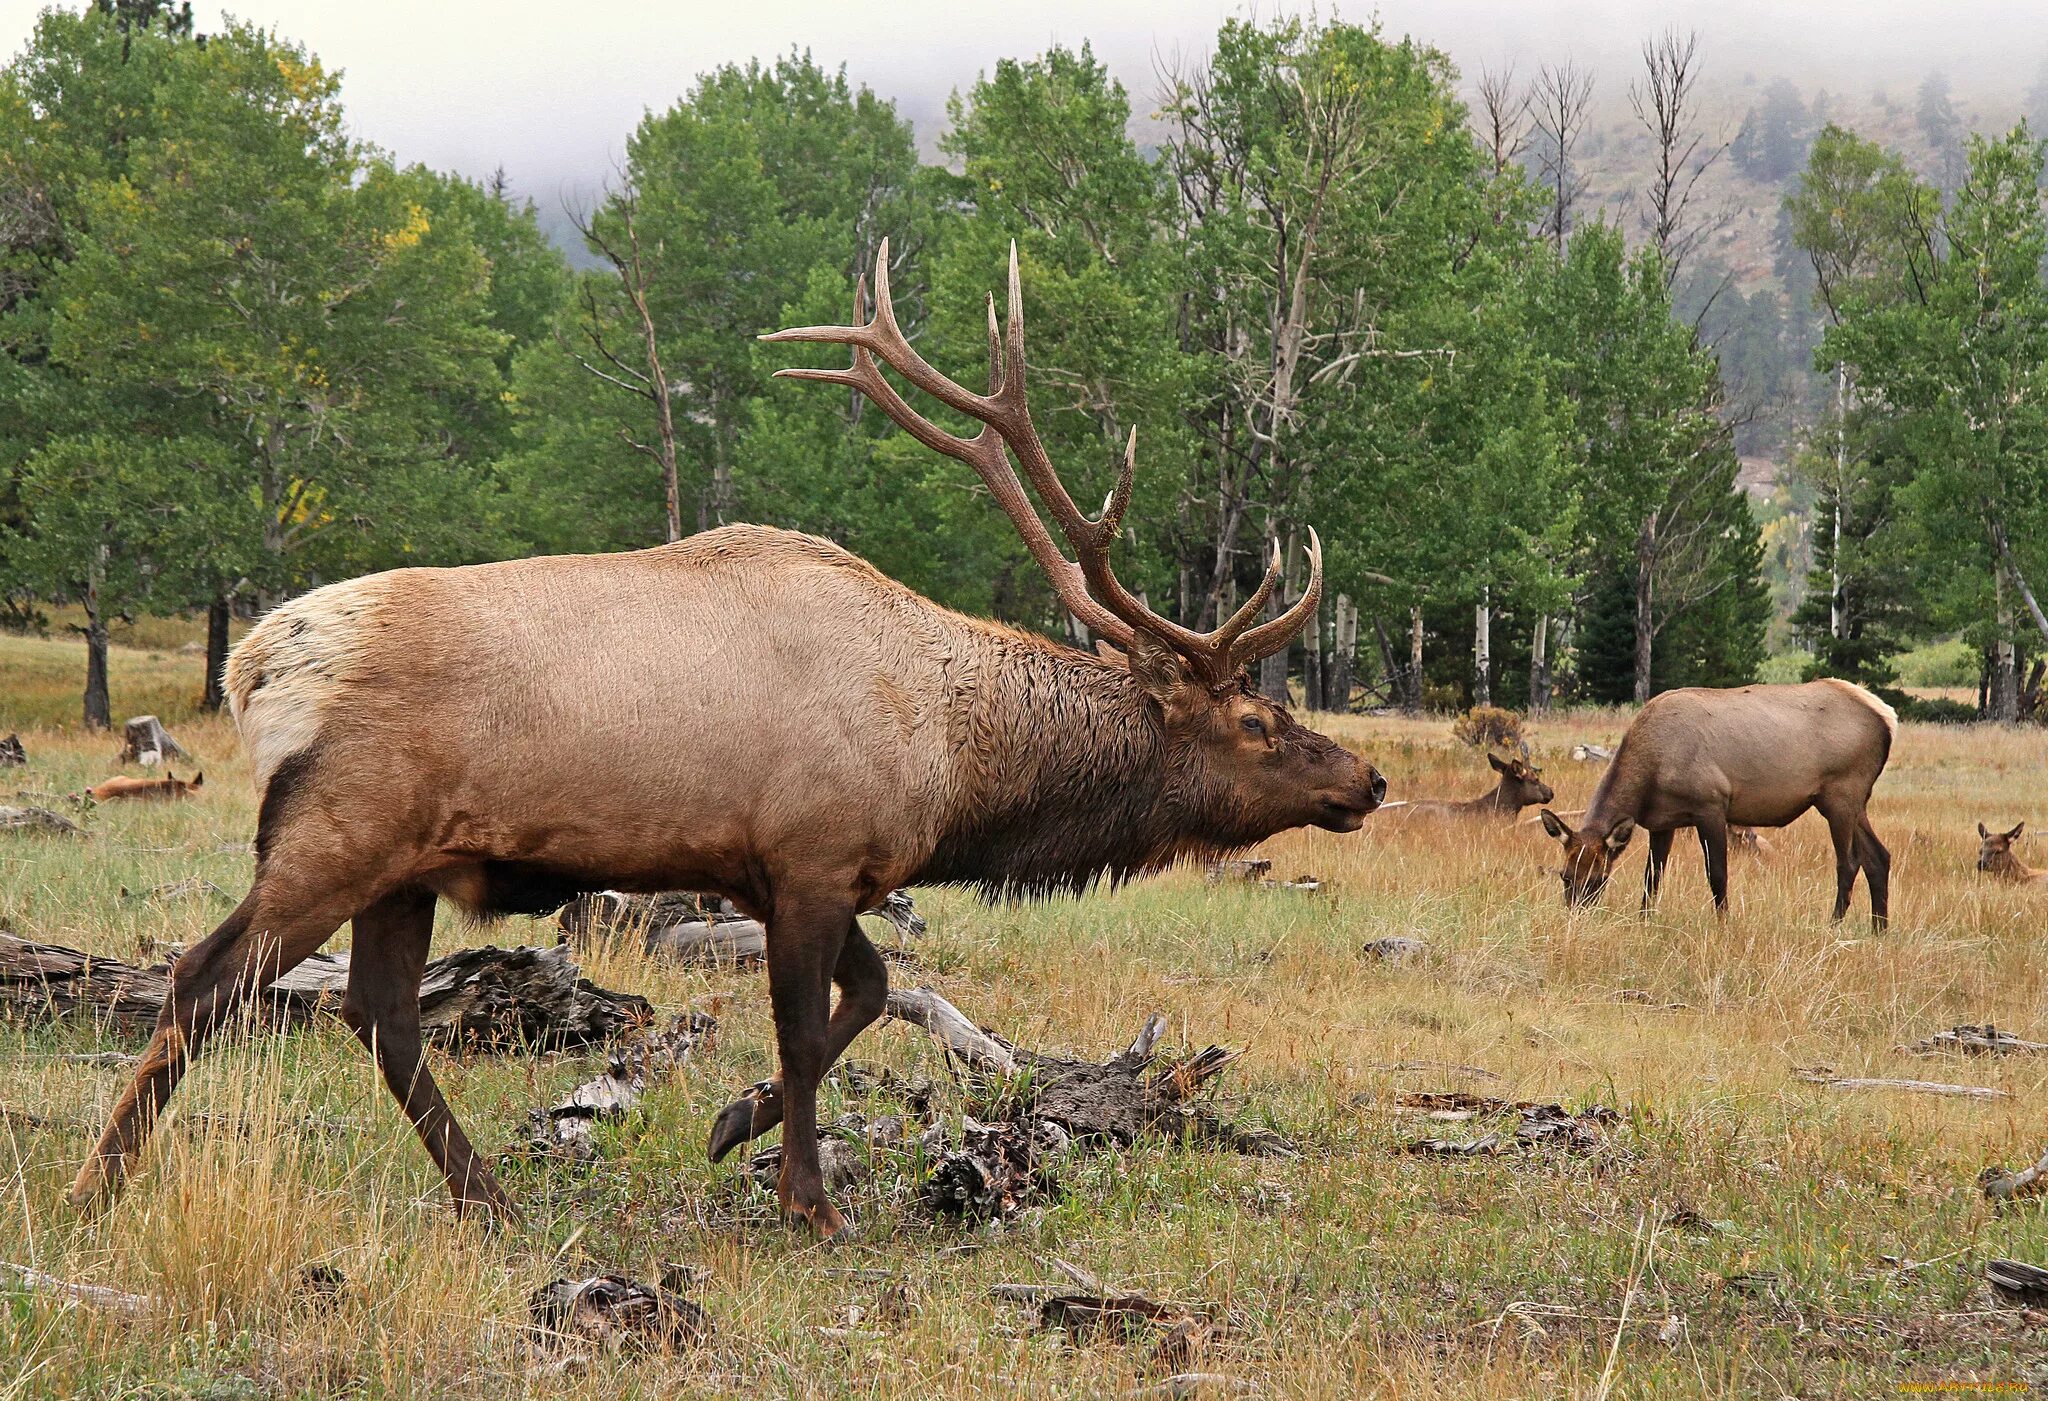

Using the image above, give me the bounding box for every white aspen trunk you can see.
[1831,361,1846,640]
[1473,590,1492,708]
[1408,606,1424,714]
[1529,613,1551,715]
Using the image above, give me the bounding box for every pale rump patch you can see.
[226,575,398,789]
[1831,678,1899,740]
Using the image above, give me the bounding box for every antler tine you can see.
[1092,427,1136,545]
[1230,528,1324,669]
[986,294,1003,395]
[1210,538,1285,654]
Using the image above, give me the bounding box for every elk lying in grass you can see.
[1384,753,1553,819]
[1977,823,2048,889]
[70,243,1384,1239]
[83,772,204,802]
[1538,680,1895,925]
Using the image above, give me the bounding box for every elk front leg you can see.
[708,919,888,1163]
[759,889,858,1238]
[1821,803,1862,922]
[1641,828,1675,911]
[1856,815,1892,930]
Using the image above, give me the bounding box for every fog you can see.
[5,0,2046,209]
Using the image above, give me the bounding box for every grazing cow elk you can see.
[1387,753,1553,819]
[85,772,204,802]
[1537,680,1895,925]
[1977,823,2048,889]
[70,243,1383,1238]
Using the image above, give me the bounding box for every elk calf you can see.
[85,772,204,802]
[1977,822,2048,889]
[1538,680,1895,925]
[1388,753,1553,819]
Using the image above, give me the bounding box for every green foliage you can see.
[1891,638,1976,688]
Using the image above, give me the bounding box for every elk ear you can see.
[1539,808,1572,842]
[2010,822,2026,842]
[1605,819,1637,852]
[192,772,204,788]
[1979,822,1991,839]
[1125,635,1191,703]
[1093,639,1130,670]
[1488,752,1510,774]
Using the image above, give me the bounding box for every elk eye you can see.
[1240,715,1267,738]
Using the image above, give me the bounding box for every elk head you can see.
[1539,808,1635,907]
[1978,821,2025,875]
[1489,752,1554,808]
[764,241,1384,839]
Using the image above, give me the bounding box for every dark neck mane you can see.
[914,632,1253,898]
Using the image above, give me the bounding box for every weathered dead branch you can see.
[1204,858,1321,892]
[0,1260,155,1316]
[1796,1070,2008,1100]
[1980,1143,2048,1203]
[1987,1259,2048,1308]
[559,888,924,968]
[119,877,231,906]
[0,933,650,1051]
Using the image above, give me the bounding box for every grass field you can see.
[4,634,2048,1397]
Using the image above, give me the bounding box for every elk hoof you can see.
[792,1197,852,1243]
[707,1080,778,1162]
[65,1155,125,1213]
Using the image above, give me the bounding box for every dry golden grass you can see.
[3,636,2047,1397]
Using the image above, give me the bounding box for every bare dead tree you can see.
[1529,61,1594,256]
[564,179,683,543]
[1476,64,1530,182]
[1628,29,1732,290]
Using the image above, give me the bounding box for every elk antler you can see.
[762,239,1322,685]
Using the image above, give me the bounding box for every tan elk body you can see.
[1977,823,2048,889]
[1539,680,1895,923]
[71,244,1383,1237]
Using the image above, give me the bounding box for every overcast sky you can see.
[6,0,2047,209]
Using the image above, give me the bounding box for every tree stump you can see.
[118,716,189,766]
[0,734,24,767]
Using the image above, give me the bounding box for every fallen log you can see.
[117,715,188,766]
[1204,859,1322,892]
[1980,1144,2048,1203]
[0,933,650,1052]
[1900,1024,2048,1058]
[0,806,83,837]
[1987,1259,2048,1308]
[1570,743,1614,763]
[559,888,925,967]
[1796,1071,2009,1100]
[514,1011,716,1161]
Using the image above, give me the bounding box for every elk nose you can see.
[1369,770,1388,806]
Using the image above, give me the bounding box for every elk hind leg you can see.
[340,886,516,1221]
[1695,813,1731,912]
[1820,802,1861,922]
[1855,814,1892,930]
[69,875,358,1208]
[709,919,889,1162]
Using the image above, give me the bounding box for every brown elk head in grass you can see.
[1489,752,1554,809]
[1978,821,2028,876]
[1539,808,1636,907]
[766,241,1384,852]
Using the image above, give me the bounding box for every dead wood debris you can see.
[0,734,24,767]
[1362,937,1428,965]
[559,888,924,967]
[528,1273,709,1353]
[1794,1069,2009,1100]
[0,805,83,836]
[1373,1059,1500,1081]
[1900,1024,2048,1058]
[1987,1259,2048,1309]
[117,715,188,766]
[1570,743,1615,763]
[992,1261,1226,1379]
[1980,1143,2048,1203]
[515,1011,717,1161]
[1383,1090,1622,1156]
[0,932,651,1052]
[1204,859,1321,892]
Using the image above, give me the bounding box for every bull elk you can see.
[84,772,204,802]
[1538,680,1895,925]
[1977,822,2048,889]
[70,243,1383,1239]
